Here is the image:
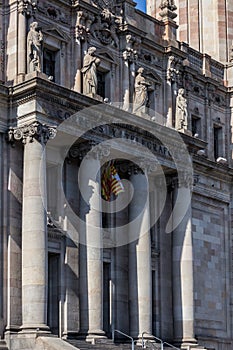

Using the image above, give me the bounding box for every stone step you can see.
[0,340,8,350]
[67,339,180,350]
[67,339,142,350]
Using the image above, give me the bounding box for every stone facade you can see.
[0,1,233,350]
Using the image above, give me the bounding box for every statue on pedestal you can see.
[81,47,101,97]
[133,67,151,115]
[175,88,188,130]
[27,22,43,73]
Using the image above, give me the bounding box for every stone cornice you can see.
[193,154,233,180]
[193,184,231,204]
[9,75,101,110]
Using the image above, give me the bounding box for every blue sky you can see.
[135,0,146,12]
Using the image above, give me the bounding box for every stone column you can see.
[114,178,129,333]
[6,143,23,333]
[129,61,136,106]
[128,167,152,339]
[166,55,179,128]
[172,175,197,346]
[18,5,27,79]
[74,38,82,93]
[9,122,56,332]
[78,147,105,340]
[122,54,130,111]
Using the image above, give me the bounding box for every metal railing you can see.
[112,329,135,350]
[142,332,180,350]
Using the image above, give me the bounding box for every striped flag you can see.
[101,162,124,201]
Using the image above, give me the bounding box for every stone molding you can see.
[8,121,56,145]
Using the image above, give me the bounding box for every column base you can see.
[5,325,21,333]
[86,330,106,344]
[174,337,198,347]
[138,333,157,347]
[19,324,50,334]
[62,331,80,340]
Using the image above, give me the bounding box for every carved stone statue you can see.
[133,67,151,115]
[175,88,188,130]
[27,22,43,73]
[81,47,101,96]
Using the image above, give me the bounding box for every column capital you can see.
[75,10,95,42]
[169,171,194,189]
[8,122,56,145]
[123,34,141,62]
[18,0,37,16]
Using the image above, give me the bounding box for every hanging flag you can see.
[101,162,112,201]
[101,162,124,201]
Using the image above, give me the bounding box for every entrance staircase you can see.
[66,337,210,350]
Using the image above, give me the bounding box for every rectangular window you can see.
[213,126,222,159]
[97,71,106,98]
[191,116,201,137]
[43,48,56,81]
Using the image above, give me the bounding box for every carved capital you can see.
[167,55,180,82]
[170,171,194,189]
[8,122,56,145]
[76,11,95,42]
[90,142,111,160]
[18,0,37,16]
[123,34,141,62]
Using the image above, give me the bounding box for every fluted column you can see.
[8,122,56,332]
[172,175,197,346]
[78,146,105,340]
[129,166,152,339]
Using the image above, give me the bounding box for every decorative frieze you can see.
[139,49,162,67]
[37,2,69,24]
[91,8,122,47]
